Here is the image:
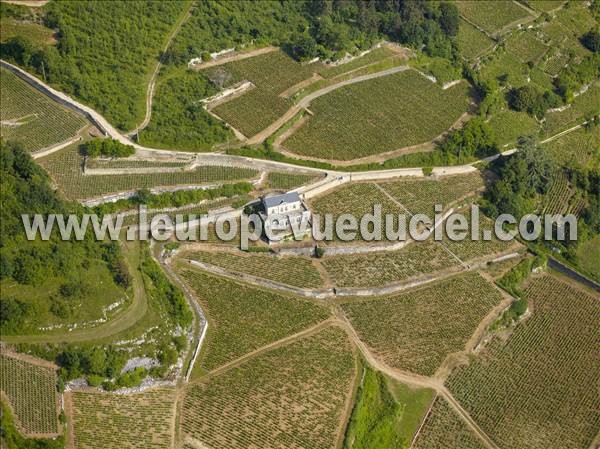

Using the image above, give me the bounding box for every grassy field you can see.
[38,143,258,201]
[478,50,530,88]
[378,172,485,216]
[0,354,58,436]
[526,1,565,12]
[576,235,600,282]
[265,171,320,190]
[456,1,533,35]
[343,367,434,448]
[322,241,460,288]
[184,249,324,288]
[210,50,318,136]
[283,70,471,160]
[413,397,486,449]
[543,84,600,135]
[0,17,55,44]
[456,18,494,60]
[0,68,86,152]
[71,388,176,449]
[340,272,503,376]
[446,274,600,449]
[181,325,356,449]
[318,47,396,79]
[176,267,329,372]
[487,110,540,147]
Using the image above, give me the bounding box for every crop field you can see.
[378,172,485,216]
[455,1,533,35]
[478,51,529,88]
[576,235,600,281]
[0,69,86,152]
[541,49,570,76]
[542,170,580,216]
[318,47,396,79]
[210,50,318,136]
[340,272,502,376]
[38,144,258,200]
[487,110,540,147]
[85,158,189,170]
[71,388,175,449]
[282,70,471,160]
[413,397,485,449]
[456,18,494,60]
[527,0,565,12]
[181,326,356,449]
[543,84,600,135]
[184,249,324,288]
[505,31,548,64]
[322,241,460,288]
[446,274,600,449]
[177,267,329,371]
[543,125,600,169]
[555,2,597,36]
[0,354,58,435]
[265,171,320,190]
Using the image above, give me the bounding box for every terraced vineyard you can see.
[456,18,494,60]
[446,274,600,449]
[543,126,600,168]
[181,326,356,449]
[38,144,258,200]
[340,272,503,376]
[265,171,320,190]
[487,110,540,147]
[177,267,329,371]
[543,84,600,135]
[210,50,318,136]
[185,249,323,288]
[317,47,396,79]
[85,158,189,170]
[527,1,565,13]
[378,172,485,216]
[71,388,176,449]
[455,1,533,35]
[413,397,485,449]
[0,68,86,152]
[283,70,471,160]
[322,241,460,288]
[0,354,58,435]
[505,31,548,64]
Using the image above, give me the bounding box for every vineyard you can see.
[340,272,503,376]
[176,267,329,371]
[0,68,86,152]
[528,1,565,13]
[71,388,176,449]
[543,126,600,168]
[38,144,258,200]
[487,110,540,147]
[321,241,460,288]
[543,84,600,135]
[210,50,318,136]
[413,397,486,449]
[505,31,548,64]
[377,172,485,216]
[0,354,58,435]
[265,171,320,190]
[282,70,471,160]
[317,47,396,79]
[455,1,532,35]
[184,249,324,288]
[85,158,189,170]
[446,274,600,449]
[181,326,356,449]
[456,18,494,60]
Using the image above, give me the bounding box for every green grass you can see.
[340,272,503,376]
[0,17,55,44]
[413,397,486,449]
[478,50,530,88]
[576,235,600,282]
[526,1,565,12]
[0,68,87,152]
[176,266,329,371]
[283,70,471,160]
[505,30,548,64]
[487,110,540,147]
[265,171,320,190]
[343,367,434,448]
[210,50,318,136]
[184,249,324,288]
[181,326,356,449]
[0,353,58,436]
[318,47,396,79]
[71,388,176,449]
[456,1,533,35]
[38,141,258,201]
[456,18,495,60]
[446,274,600,449]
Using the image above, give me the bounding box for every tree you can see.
[438,2,459,36]
[581,30,600,53]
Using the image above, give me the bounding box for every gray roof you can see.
[262,191,301,209]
